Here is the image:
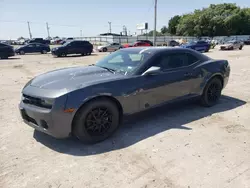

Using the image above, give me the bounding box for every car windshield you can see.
[227,40,235,44]
[95,50,152,75]
[63,41,72,46]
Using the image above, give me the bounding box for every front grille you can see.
[22,94,52,109]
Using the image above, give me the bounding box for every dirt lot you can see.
[0,47,250,188]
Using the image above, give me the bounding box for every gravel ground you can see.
[0,47,250,188]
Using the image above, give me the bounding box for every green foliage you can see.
[143,30,163,36]
[160,26,168,34]
[166,3,250,36]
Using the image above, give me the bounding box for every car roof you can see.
[120,46,193,54]
[27,42,45,45]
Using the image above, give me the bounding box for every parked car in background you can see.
[0,43,15,59]
[51,40,93,57]
[15,43,51,55]
[181,41,211,52]
[28,38,50,45]
[220,40,244,50]
[19,47,230,143]
[243,38,250,45]
[123,41,152,48]
[166,40,180,47]
[136,40,153,46]
[97,42,123,52]
[60,38,74,45]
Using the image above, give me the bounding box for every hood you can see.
[28,65,124,91]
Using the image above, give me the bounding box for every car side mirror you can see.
[142,66,161,76]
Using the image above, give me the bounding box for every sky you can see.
[0,0,250,39]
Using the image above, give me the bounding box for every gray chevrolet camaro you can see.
[19,47,230,144]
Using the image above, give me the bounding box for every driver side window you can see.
[153,53,189,70]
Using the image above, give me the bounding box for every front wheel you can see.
[239,46,243,50]
[200,77,222,107]
[73,99,120,144]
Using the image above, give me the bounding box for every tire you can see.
[239,46,243,50]
[73,99,120,144]
[81,53,86,56]
[20,50,25,55]
[41,50,47,54]
[200,77,223,107]
[0,56,8,59]
[102,48,107,52]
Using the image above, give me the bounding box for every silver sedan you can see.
[97,43,123,52]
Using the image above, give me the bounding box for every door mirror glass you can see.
[142,66,161,76]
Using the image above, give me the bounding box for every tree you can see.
[168,15,181,35]
[160,26,168,34]
[167,3,250,36]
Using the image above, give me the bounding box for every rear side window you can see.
[154,52,199,70]
[186,53,199,65]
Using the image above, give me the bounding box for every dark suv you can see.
[28,38,50,45]
[0,43,15,59]
[51,40,93,57]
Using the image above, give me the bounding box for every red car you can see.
[123,41,152,48]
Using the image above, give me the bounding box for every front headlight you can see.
[40,98,54,108]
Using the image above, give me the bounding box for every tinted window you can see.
[186,53,199,65]
[35,44,42,47]
[28,44,35,47]
[154,53,198,70]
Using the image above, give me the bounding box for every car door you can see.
[26,44,35,53]
[67,41,77,54]
[34,44,42,52]
[137,52,200,110]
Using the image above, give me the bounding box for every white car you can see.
[97,42,123,52]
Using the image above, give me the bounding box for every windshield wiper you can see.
[98,66,116,73]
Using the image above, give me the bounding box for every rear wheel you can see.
[239,45,243,50]
[41,50,47,54]
[102,48,107,52]
[200,78,222,107]
[20,50,25,55]
[73,99,120,144]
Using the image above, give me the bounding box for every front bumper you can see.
[19,97,73,139]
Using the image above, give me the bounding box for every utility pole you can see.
[108,22,112,34]
[153,0,157,46]
[46,22,50,38]
[27,21,32,39]
[80,30,83,37]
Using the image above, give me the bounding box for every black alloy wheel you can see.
[85,107,112,136]
[201,77,222,107]
[73,99,120,144]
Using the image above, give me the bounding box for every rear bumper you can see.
[19,100,72,139]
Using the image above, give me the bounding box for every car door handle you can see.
[184,72,193,77]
